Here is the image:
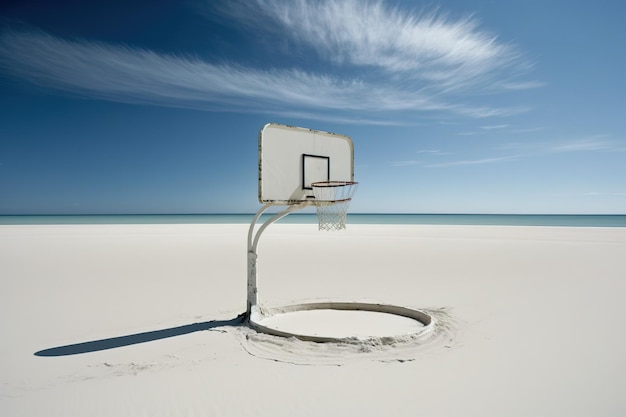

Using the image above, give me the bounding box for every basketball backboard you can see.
[258,123,354,204]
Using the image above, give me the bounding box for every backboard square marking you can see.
[302,154,330,190]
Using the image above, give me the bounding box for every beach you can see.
[2,223,625,416]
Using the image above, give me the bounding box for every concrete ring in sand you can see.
[248,302,434,343]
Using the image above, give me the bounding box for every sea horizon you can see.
[1,213,625,227]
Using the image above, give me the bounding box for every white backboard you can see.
[259,123,354,204]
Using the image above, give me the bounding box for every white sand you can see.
[1,223,625,416]
[255,308,426,339]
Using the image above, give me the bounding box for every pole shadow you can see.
[35,313,247,357]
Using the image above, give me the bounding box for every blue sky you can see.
[0,0,624,214]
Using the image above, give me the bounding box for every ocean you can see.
[1,214,625,227]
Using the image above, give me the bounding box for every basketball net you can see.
[311,181,358,231]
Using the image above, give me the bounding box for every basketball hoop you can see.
[311,181,358,231]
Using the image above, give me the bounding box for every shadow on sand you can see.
[35,313,247,357]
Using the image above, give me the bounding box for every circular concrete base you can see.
[249,302,434,342]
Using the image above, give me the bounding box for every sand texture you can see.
[1,223,625,416]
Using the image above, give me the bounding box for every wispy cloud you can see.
[481,124,509,130]
[390,160,422,167]
[0,0,537,121]
[552,136,615,152]
[0,32,371,111]
[424,155,518,167]
[496,134,617,155]
[217,0,518,88]
[391,148,451,166]
[391,154,519,168]
[393,133,623,170]
[510,127,545,134]
[457,124,541,136]
[498,80,545,90]
[417,149,445,154]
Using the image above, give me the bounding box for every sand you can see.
[1,223,625,416]
[255,308,426,339]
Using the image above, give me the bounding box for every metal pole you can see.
[246,203,306,316]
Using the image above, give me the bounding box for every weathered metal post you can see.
[246,203,305,317]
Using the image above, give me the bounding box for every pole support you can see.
[246,203,306,316]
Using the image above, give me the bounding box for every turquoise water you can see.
[1,213,625,227]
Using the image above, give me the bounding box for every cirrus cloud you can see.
[0,0,537,123]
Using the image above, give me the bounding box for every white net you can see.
[311,181,358,231]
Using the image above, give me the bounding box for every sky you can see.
[0,0,625,215]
